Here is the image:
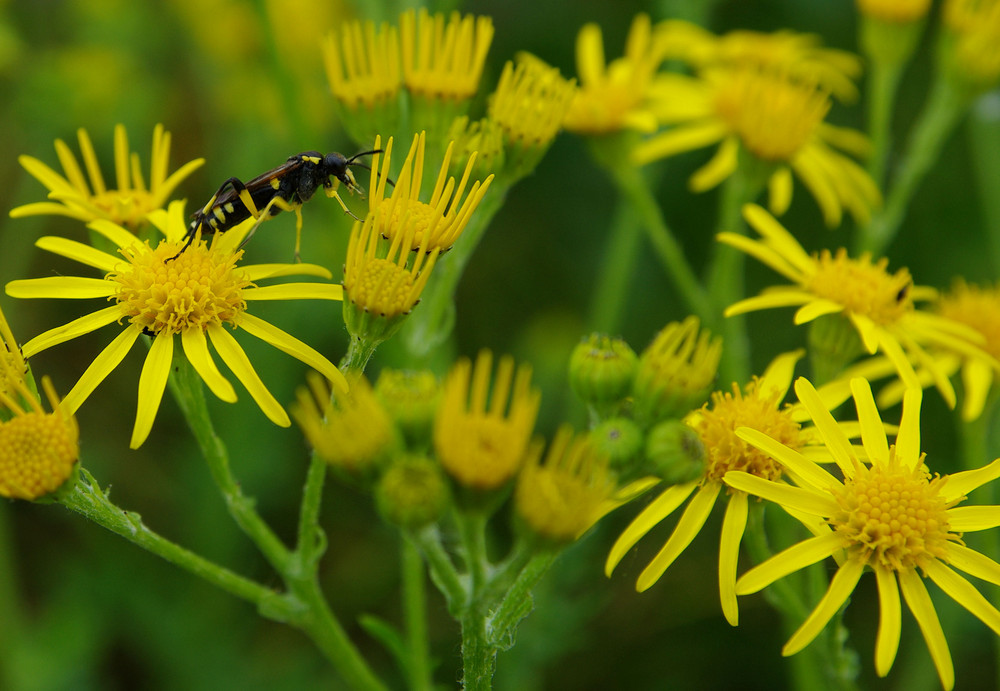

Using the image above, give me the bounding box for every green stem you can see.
[340,335,382,373]
[296,451,329,573]
[967,95,1000,276]
[168,352,292,573]
[60,469,286,612]
[857,73,969,257]
[587,198,642,335]
[707,166,762,386]
[402,536,433,691]
[605,161,715,328]
[0,503,24,689]
[411,525,466,613]
[456,512,495,690]
[865,59,905,191]
[488,551,556,642]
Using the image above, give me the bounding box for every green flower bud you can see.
[568,334,637,415]
[376,454,450,529]
[375,369,441,449]
[644,420,705,485]
[590,417,644,477]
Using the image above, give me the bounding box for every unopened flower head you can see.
[0,374,78,501]
[11,124,204,230]
[635,70,880,227]
[5,201,346,448]
[434,350,540,492]
[0,304,27,403]
[608,350,852,626]
[488,57,575,174]
[632,317,722,426]
[446,116,506,183]
[376,453,450,528]
[857,0,933,23]
[400,9,493,102]
[720,205,998,408]
[367,132,494,253]
[568,333,637,414]
[657,22,863,101]
[515,426,616,546]
[562,13,671,135]
[322,19,402,143]
[726,378,1000,691]
[374,368,441,447]
[293,372,396,479]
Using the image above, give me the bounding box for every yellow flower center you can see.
[0,411,78,500]
[937,282,1000,360]
[695,379,800,483]
[807,249,913,325]
[377,198,444,251]
[830,450,956,571]
[347,257,418,318]
[90,190,163,229]
[441,415,525,489]
[109,240,250,336]
[714,69,829,161]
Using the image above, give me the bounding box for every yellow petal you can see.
[181,327,236,403]
[605,481,692,577]
[736,531,844,595]
[873,567,901,677]
[131,334,174,448]
[61,327,142,414]
[849,378,889,464]
[244,283,344,301]
[207,323,289,427]
[6,276,116,300]
[21,305,121,357]
[719,491,748,627]
[35,236,121,272]
[243,263,334,281]
[782,558,864,656]
[238,313,348,393]
[898,569,954,691]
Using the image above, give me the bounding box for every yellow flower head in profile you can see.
[856,0,933,23]
[727,378,1000,691]
[399,9,493,102]
[720,205,997,407]
[656,22,864,101]
[607,351,854,626]
[367,132,494,253]
[5,201,346,449]
[515,426,616,545]
[943,0,1000,88]
[11,124,204,230]
[323,19,402,111]
[489,58,576,153]
[0,304,27,401]
[634,70,880,227]
[434,350,540,491]
[563,13,671,135]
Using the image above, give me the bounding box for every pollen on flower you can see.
[695,379,800,483]
[0,378,78,500]
[807,249,913,325]
[110,239,250,335]
[829,449,956,571]
[375,197,439,249]
[714,69,830,162]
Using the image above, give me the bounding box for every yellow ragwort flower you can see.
[489,58,576,152]
[322,19,402,110]
[943,0,1000,88]
[515,426,616,545]
[434,350,540,491]
[399,9,493,102]
[367,132,494,253]
[727,378,1000,691]
[935,279,1000,419]
[721,205,998,408]
[857,0,933,23]
[293,371,396,477]
[607,351,856,626]
[11,124,204,230]
[562,13,671,134]
[656,21,864,101]
[0,375,78,501]
[634,69,880,227]
[5,201,346,449]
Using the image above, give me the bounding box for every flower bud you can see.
[644,420,705,485]
[376,454,450,529]
[568,334,637,415]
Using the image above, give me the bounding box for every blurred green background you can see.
[0,0,996,688]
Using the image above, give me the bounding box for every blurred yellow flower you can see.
[11,124,204,230]
[323,19,402,111]
[634,69,880,227]
[727,378,1000,691]
[943,0,1000,88]
[489,58,576,152]
[400,9,493,102]
[856,0,933,23]
[5,201,346,449]
[720,205,997,406]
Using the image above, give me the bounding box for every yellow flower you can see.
[943,0,1000,88]
[515,426,616,545]
[5,201,346,449]
[293,372,396,478]
[656,21,864,101]
[489,58,576,154]
[367,132,494,253]
[400,9,493,102]
[11,124,204,230]
[720,204,996,407]
[562,13,671,134]
[434,350,540,491]
[634,69,880,227]
[0,303,27,401]
[726,378,1000,691]
[857,0,933,23]
[607,351,853,626]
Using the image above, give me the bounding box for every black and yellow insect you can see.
[172,149,382,260]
